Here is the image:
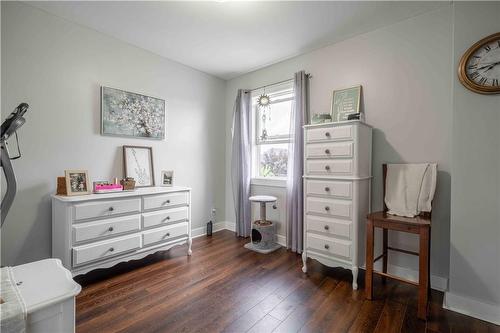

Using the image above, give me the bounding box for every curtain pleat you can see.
[286,71,308,253]
[231,89,252,237]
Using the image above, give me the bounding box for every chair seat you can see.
[367,211,431,226]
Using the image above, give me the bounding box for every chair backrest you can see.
[382,163,432,218]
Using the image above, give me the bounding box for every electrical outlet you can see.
[211,208,217,218]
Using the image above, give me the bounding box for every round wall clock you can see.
[458,32,500,95]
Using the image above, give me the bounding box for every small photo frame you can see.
[331,85,362,122]
[65,170,91,196]
[161,171,173,187]
[123,146,155,187]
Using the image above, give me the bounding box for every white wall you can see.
[445,2,500,324]
[225,6,453,285]
[1,2,226,266]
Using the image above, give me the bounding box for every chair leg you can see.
[365,219,375,300]
[382,228,388,283]
[418,226,430,320]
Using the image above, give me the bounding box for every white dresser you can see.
[302,121,372,290]
[52,187,192,276]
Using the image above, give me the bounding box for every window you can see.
[251,82,294,179]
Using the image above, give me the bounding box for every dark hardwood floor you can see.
[75,230,500,333]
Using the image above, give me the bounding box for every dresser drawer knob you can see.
[109,247,114,252]
[324,225,329,230]
[325,165,330,171]
[108,226,114,232]
[163,200,171,205]
[325,149,330,154]
[324,206,330,211]
[325,132,331,137]
[324,187,330,192]
[165,216,171,221]
[272,204,277,209]
[163,232,171,238]
[108,207,114,212]
[324,244,330,250]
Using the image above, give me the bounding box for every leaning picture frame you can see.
[331,85,362,122]
[123,146,155,187]
[64,170,91,196]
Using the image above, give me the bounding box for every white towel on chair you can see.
[385,163,437,217]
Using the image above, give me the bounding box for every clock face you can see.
[459,32,500,94]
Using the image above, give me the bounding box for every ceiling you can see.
[29,1,445,80]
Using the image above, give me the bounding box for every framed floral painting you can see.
[101,86,165,140]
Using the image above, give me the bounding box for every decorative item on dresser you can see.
[123,145,155,187]
[301,120,372,290]
[52,186,192,276]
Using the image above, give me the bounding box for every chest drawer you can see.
[305,141,353,159]
[143,192,189,211]
[305,159,353,176]
[306,215,352,240]
[73,214,141,243]
[73,198,141,221]
[305,179,352,199]
[306,197,352,219]
[72,234,141,267]
[142,222,189,246]
[306,233,351,259]
[306,125,353,142]
[142,207,189,229]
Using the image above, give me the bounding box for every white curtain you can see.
[286,71,308,253]
[231,89,252,237]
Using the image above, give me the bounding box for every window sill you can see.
[251,177,287,188]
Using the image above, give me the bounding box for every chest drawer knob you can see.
[164,216,171,221]
[109,247,114,252]
[163,200,171,205]
[325,149,330,154]
[325,206,330,211]
[324,244,330,250]
[325,165,330,171]
[324,187,330,192]
[325,132,331,137]
[324,225,330,231]
[108,207,114,212]
[163,232,171,238]
[108,226,114,232]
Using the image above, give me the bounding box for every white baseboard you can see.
[443,292,500,325]
[225,221,236,232]
[277,234,286,247]
[191,221,227,239]
[372,261,448,292]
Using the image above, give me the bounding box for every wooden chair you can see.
[365,164,431,320]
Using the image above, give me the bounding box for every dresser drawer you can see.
[73,198,141,221]
[305,179,352,199]
[305,141,353,159]
[306,215,352,239]
[72,234,141,266]
[142,222,189,247]
[306,159,353,175]
[306,233,351,259]
[142,207,189,229]
[306,125,353,142]
[73,214,141,243]
[143,192,189,211]
[306,197,351,219]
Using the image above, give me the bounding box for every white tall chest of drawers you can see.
[302,121,372,290]
[52,187,192,276]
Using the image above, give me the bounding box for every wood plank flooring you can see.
[75,230,500,333]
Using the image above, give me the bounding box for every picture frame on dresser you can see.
[123,145,155,187]
[64,170,91,196]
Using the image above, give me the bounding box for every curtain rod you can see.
[245,73,312,94]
